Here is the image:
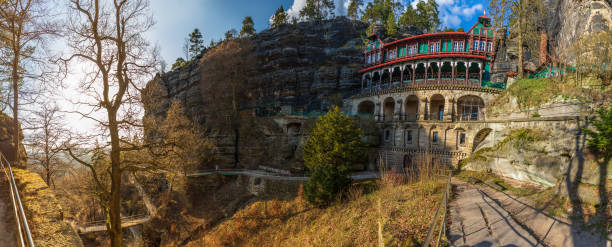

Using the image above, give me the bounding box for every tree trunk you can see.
[108,112,123,247]
[11,37,21,168]
[517,0,524,79]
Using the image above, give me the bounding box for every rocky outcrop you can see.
[0,113,27,167]
[547,0,612,61]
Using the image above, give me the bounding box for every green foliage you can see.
[457,27,465,32]
[506,78,556,109]
[300,0,335,20]
[224,28,238,40]
[397,0,439,33]
[188,28,204,58]
[347,0,363,20]
[442,27,455,32]
[171,57,186,70]
[385,9,397,36]
[583,106,612,158]
[240,16,255,37]
[271,5,288,28]
[302,107,366,207]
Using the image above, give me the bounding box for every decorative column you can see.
[394,99,402,120]
[478,62,483,87]
[466,61,470,85]
[437,61,442,84]
[451,61,456,84]
[421,97,429,120]
[400,66,404,85]
[424,63,429,84]
[412,64,416,84]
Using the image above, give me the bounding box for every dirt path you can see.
[0,176,17,247]
[449,179,541,247]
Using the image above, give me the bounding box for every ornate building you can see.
[345,14,504,169]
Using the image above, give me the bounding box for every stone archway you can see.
[357,100,375,116]
[429,94,445,121]
[405,95,419,120]
[472,128,492,152]
[383,97,395,121]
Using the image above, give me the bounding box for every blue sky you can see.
[147,0,489,65]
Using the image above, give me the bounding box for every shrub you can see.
[302,106,366,207]
[583,105,612,158]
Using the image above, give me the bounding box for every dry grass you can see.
[190,155,449,247]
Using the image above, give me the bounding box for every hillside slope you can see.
[187,179,446,247]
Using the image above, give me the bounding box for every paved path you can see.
[449,179,541,247]
[472,181,612,247]
[0,176,17,247]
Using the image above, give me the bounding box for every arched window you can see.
[457,95,485,121]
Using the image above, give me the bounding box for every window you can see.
[474,40,479,51]
[432,132,439,144]
[459,133,466,145]
[452,41,458,52]
[385,130,391,142]
[487,42,492,52]
[367,54,371,64]
[480,41,486,51]
[406,130,413,144]
[459,41,464,52]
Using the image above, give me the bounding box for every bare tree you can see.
[60,0,157,245]
[26,103,67,187]
[0,0,56,167]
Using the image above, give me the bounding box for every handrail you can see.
[422,170,451,247]
[0,153,35,247]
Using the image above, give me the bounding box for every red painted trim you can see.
[383,32,469,46]
[359,54,488,73]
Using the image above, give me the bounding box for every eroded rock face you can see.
[463,125,611,194]
[0,112,27,167]
[548,0,612,61]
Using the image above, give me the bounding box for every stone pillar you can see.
[437,61,442,84]
[422,98,429,120]
[443,98,453,121]
[394,99,402,120]
[452,98,457,122]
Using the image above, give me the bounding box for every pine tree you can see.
[302,107,366,207]
[271,5,288,28]
[240,16,255,37]
[583,106,612,158]
[347,0,364,20]
[385,9,397,36]
[188,28,204,59]
[300,0,335,20]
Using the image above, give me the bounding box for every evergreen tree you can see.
[171,57,186,70]
[240,16,255,37]
[271,5,288,28]
[583,106,612,158]
[347,0,364,20]
[225,28,238,40]
[398,4,421,29]
[188,28,204,59]
[302,107,366,207]
[385,9,397,36]
[457,27,465,32]
[300,0,335,20]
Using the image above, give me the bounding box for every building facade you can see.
[345,15,504,169]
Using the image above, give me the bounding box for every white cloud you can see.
[410,0,484,28]
[286,0,308,20]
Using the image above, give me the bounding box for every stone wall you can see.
[12,168,83,247]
